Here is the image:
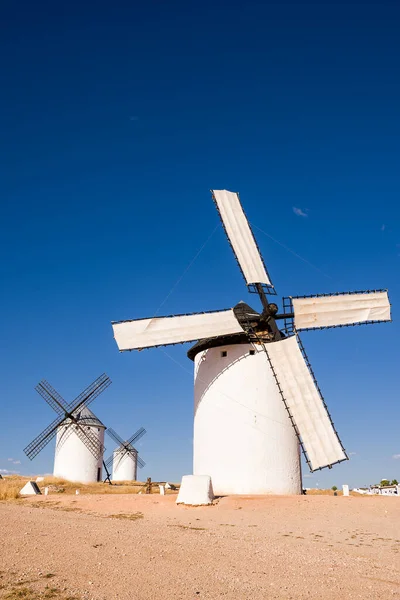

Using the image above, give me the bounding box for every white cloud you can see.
[7,458,21,464]
[381,224,385,231]
[293,207,308,218]
[303,474,313,478]
[7,458,13,462]
[348,452,357,456]
[0,468,20,474]
[392,454,400,460]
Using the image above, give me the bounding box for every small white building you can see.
[368,485,399,496]
[375,485,399,496]
[53,407,105,483]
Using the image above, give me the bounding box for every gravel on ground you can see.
[1,493,399,599]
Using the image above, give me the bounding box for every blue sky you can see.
[1,1,399,487]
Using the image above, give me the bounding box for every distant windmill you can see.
[24,374,111,483]
[103,427,146,482]
[112,189,391,496]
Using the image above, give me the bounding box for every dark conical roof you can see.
[63,406,105,428]
[187,302,261,361]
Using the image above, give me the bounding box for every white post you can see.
[44,487,49,496]
[159,485,165,495]
[342,484,349,496]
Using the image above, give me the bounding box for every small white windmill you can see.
[112,190,391,495]
[24,374,111,484]
[103,427,146,482]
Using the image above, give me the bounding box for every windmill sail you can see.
[35,380,69,415]
[266,335,347,471]
[127,427,146,446]
[24,375,110,462]
[69,373,111,413]
[290,290,390,331]
[112,309,244,351]
[24,413,66,460]
[212,190,273,287]
[106,427,125,447]
[137,455,146,468]
[106,427,147,478]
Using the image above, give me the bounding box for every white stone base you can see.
[20,481,41,495]
[342,484,349,496]
[176,475,214,506]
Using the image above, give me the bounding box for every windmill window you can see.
[87,427,90,430]
[221,351,227,357]
[249,350,255,355]
[97,428,100,432]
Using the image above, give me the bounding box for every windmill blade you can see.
[211,190,273,288]
[24,413,66,460]
[112,309,244,351]
[106,427,125,447]
[73,423,104,460]
[35,380,69,415]
[68,373,111,413]
[126,427,146,446]
[137,455,146,469]
[266,335,348,471]
[290,290,391,331]
[104,454,114,469]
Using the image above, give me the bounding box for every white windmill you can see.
[103,427,147,482]
[24,374,111,484]
[53,406,106,483]
[112,190,391,495]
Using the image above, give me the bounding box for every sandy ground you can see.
[1,493,399,600]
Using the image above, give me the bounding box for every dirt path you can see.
[1,494,399,599]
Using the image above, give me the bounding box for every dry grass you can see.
[0,570,79,600]
[0,475,179,502]
[3,586,79,599]
[41,477,179,496]
[108,512,144,521]
[0,477,25,501]
[305,488,368,497]
[305,488,343,495]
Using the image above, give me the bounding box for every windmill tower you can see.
[104,427,146,481]
[54,406,106,483]
[111,189,391,495]
[24,374,111,484]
